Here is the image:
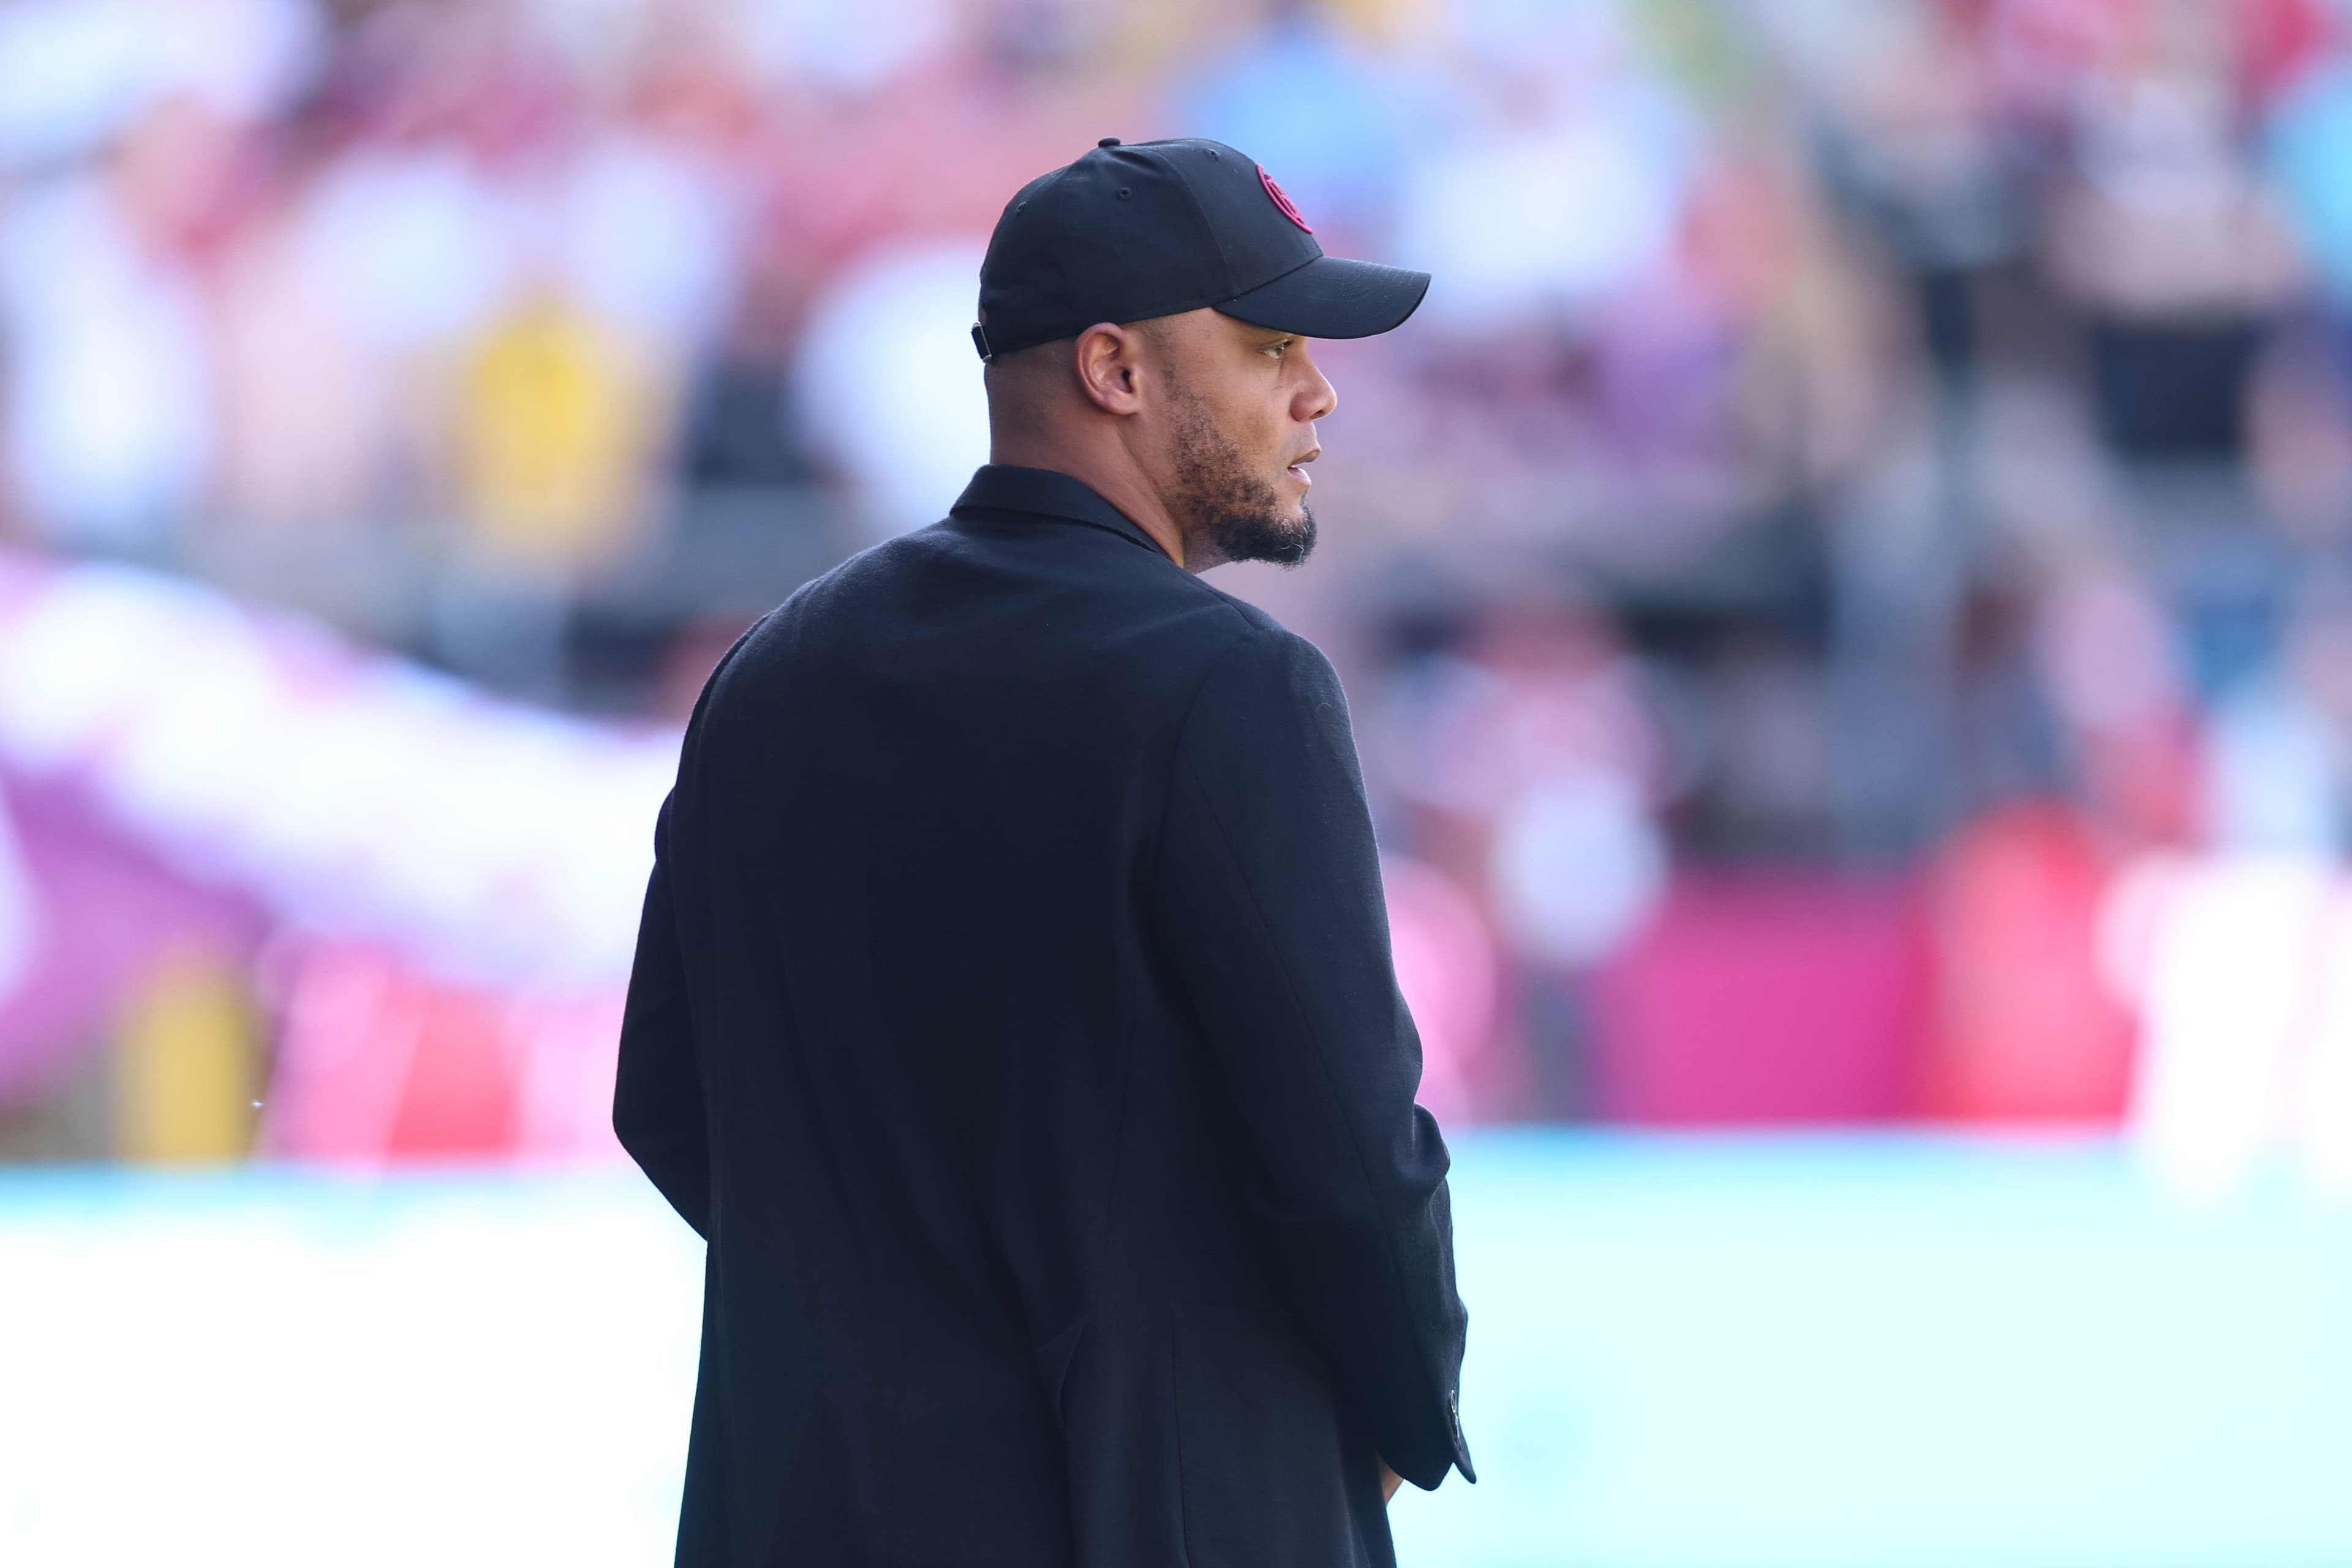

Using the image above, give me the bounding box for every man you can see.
[616,137,1472,1568]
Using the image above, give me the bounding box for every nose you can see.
[1297,344,1337,423]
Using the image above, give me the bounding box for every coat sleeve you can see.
[1149,625,1473,1490]
[613,613,773,1237]
[614,791,710,1238]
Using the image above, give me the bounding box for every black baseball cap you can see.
[972,137,1430,361]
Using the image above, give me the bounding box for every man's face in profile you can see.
[1143,309,1338,570]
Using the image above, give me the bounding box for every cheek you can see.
[1194,369,1292,467]
[1261,397,1299,459]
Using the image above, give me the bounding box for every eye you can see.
[1264,337,1293,360]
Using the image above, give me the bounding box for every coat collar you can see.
[949,465,1171,560]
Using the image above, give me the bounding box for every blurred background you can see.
[2,0,2350,1562]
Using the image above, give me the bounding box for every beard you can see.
[1162,383,1317,569]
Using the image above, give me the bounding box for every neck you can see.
[987,435,1193,570]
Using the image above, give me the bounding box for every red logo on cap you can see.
[1257,166,1313,233]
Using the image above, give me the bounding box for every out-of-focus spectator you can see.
[454,288,662,569]
[2205,570,2352,853]
[2043,17,2304,464]
[213,167,388,533]
[1924,799,2135,1123]
[1,136,217,545]
[2034,560,2201,846]
[1373,598,1668,1117]
[1395,12,1694,334]
[793,239,992,539]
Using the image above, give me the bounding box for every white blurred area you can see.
[0,1173,704,1567]
[6,1144,2351,1567]
[2103,854,2352,1204]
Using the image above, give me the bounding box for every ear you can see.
[1072,322,1147,417]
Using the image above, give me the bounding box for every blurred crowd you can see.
[11,0,2352,1180]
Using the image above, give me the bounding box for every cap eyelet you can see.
[1117,188,1131,200]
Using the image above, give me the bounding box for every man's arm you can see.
[614,793,710,1237]
[613,616,774,1238]
[1150,625,1473,1490]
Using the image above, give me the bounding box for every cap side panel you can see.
[1180,143,1321,296]
[1162,151,1240,302]
[978,165,1076,355]
[1031,164,1082,335]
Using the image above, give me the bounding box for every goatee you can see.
[1208,497,1316,568]
[1164,386,1317,569]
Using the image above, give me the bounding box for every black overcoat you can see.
[616,463,1473,1567]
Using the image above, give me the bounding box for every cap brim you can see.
[1218,255,1430,340]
